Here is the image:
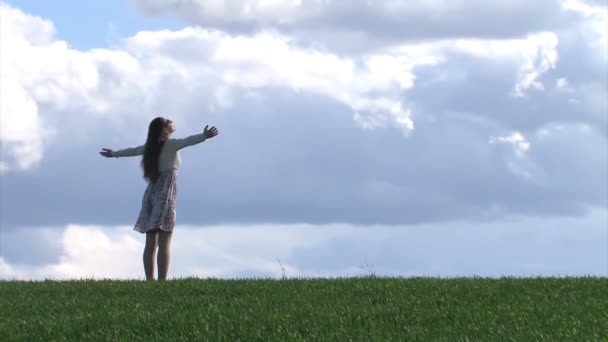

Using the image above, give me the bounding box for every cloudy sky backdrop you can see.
[0,0,606,280]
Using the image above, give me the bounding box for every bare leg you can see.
[158,230,173,281]
[143,230,159,281]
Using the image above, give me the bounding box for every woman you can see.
[100,117,219,280]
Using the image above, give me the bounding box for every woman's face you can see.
[165,119,176,135]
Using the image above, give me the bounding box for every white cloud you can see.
[562,0,608,57]
[512,33,559,96]
[1,212,605,280]
[0,225,140,280]
[124,27,566,131]
[0,4,148,172]
[37,225,141,279]
[388,32,561,97]
[125,28,434,132]
[489,131,530,157]
[0,223,356,280]
[555,77,575,93]
[1,4,428,171]
[1,2,584,173]
[0,4,54,172]
[0,257,23,279]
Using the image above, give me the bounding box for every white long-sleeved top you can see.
[111,133,207,171]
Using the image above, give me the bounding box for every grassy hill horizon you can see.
[1,276,606,340]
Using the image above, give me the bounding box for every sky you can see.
[0,0,606,280]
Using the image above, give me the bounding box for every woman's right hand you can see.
[99,148,113,158]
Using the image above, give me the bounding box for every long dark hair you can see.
[141,117,169,183]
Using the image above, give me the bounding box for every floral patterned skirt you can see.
[134,168,178,234]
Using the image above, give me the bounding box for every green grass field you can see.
[1,276,606,340]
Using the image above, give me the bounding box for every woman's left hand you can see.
[203,125,219,139]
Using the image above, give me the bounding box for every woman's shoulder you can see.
[163,138,180,150]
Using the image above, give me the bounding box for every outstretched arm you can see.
[99,144,145,158]
[171,125,219,150]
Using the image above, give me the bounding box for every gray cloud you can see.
[131,0,569,46]
[2,83,605,229]
[129,1,608,57]
[0,228,63,266]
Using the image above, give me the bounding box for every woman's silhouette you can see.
[100,117,219,280]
